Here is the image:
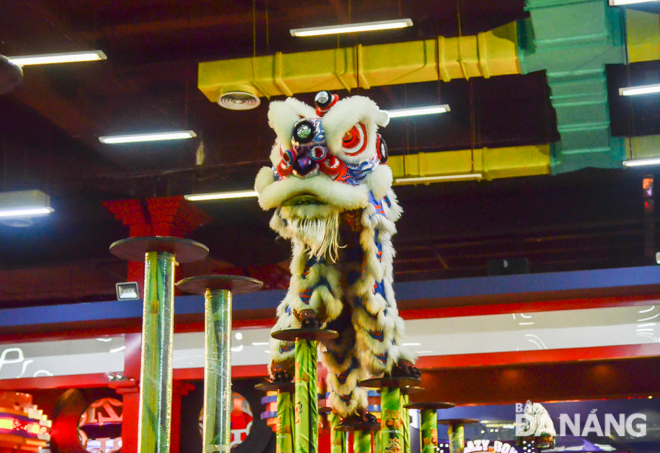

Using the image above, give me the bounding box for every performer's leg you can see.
[320,307,368,417]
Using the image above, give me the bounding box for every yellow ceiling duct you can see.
[389,144,551,185]
[626,9,660,63]
[198,22,520,103]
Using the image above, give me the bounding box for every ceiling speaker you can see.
[217,91,261,110]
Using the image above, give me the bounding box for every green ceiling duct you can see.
[517,0,627,174]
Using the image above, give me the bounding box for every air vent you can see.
[217,91,261,110]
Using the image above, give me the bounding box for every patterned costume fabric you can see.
[254,92,416,417]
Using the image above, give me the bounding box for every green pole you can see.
[374,424,382,453]
[448,424,465,453]
[294,339,318,453]
[353,430,371,453]
[380,388,403,453]
[277,391,295,453]
[401,395,410,453]
[138,251,175,453]
[329,413,347,453]
[420,409,438,453]
[202,288,232,453]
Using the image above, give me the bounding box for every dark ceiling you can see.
[1,0,660,306]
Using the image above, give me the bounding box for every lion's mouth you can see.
[282,194,322,206]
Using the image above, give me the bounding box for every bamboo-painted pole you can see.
[294,339,318,453]
[404,403,454,453]
[400,394,410,453]
[359,376,421,453]
[138,251,176,453]
[177,275,263,453]
[202,288,232,452]
[437,419,478,453]
[448,424,464,453]
[380,387,403,453]
[420,409,437,453]
[329,413,347,453]
[271,328,338,453]
[277,391,295,453]
[353,430,371,453]
[110,237,209,453]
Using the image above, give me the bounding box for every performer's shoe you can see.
[269,363,293,383]
[391,359,421,379]
[294,309,321,329]
[338,411,378,428]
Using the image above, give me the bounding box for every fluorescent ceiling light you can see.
[291,18,413,37]
[0,207,53,218]
[387,105,450,118]
[623,157,660,167]
[184,190,258,201]
[0,190,53,219]
[99,130,196,144]
[395,173,482,184]
[8,50,107,66]
[609,0,658,5]
[619,83,660,96]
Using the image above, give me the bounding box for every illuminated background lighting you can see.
[8,50,107,66]
[395,173,482,184]
[387,104,450,118]
[184,190,258,201]
[609,0,659,5]
[623,158,660,167]
[0,207,53,218]
[291,19,413,37]
[619,83,660,96]
[99,130,197,144]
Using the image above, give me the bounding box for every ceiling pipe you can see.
[198,22,520,104]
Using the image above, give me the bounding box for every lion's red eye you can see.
[342,127,359,148]
[341,123,368,157]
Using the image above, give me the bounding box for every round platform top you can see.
[254,381,295,393]
[404,402,455,410]
[334,421,381,432]
[177,275,263,295]
[437,418,480,426]
[400,386,425,395]
[271,328,339,342]
[359,376,422,389]
[109,236,209,263]
[0,56,23,95]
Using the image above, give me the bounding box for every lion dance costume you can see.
[254,91,419,423]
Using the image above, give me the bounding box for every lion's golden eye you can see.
[342,131,354,143]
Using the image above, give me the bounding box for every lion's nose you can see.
[293,154,316,176]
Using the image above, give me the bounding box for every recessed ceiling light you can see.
[290,18,413,37]
[609,0,658,5]
[619,83,660,97]
[623,157,660,167]
[184,190,258,201]
[395,173,482,184]
[0,207,53,218]
[8,50,107,66]
[99,130,197,144]
[387,105,450,118]
[0,190,53,219]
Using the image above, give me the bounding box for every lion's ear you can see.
[375,110,390,127]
